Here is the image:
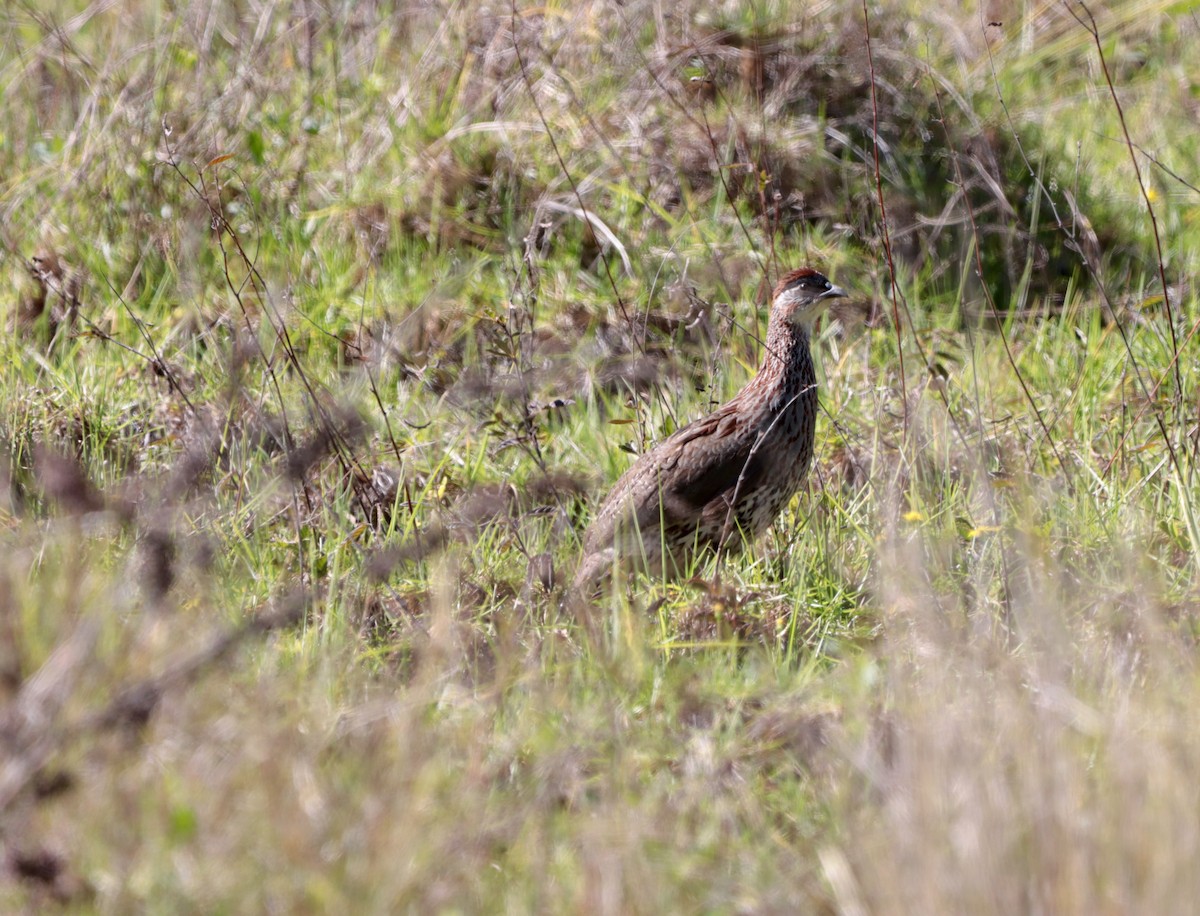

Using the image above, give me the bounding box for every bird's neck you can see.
[755,317,811,387]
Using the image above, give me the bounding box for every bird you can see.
[573,267,846,593]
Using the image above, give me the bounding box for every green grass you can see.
[2,0,1199,911]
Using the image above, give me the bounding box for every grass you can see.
[2,0,1199,911]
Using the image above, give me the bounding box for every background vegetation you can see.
[2,0,1198,910]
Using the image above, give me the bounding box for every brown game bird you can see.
[574,268,845,592]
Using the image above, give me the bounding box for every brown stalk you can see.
[861,0,908,435]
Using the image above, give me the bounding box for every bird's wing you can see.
[585,399,761,548]
[657,400,764,514]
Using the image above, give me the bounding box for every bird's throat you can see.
[755,319,811,391]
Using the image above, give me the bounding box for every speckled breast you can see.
[740,383,818,537]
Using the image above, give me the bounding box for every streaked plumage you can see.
[574,268,845,591]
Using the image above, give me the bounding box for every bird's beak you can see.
[819,284,847,301]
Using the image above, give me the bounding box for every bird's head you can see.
[770,268,846,329]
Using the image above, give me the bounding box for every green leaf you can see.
[169,805,198,843]
[246,130,266,166]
